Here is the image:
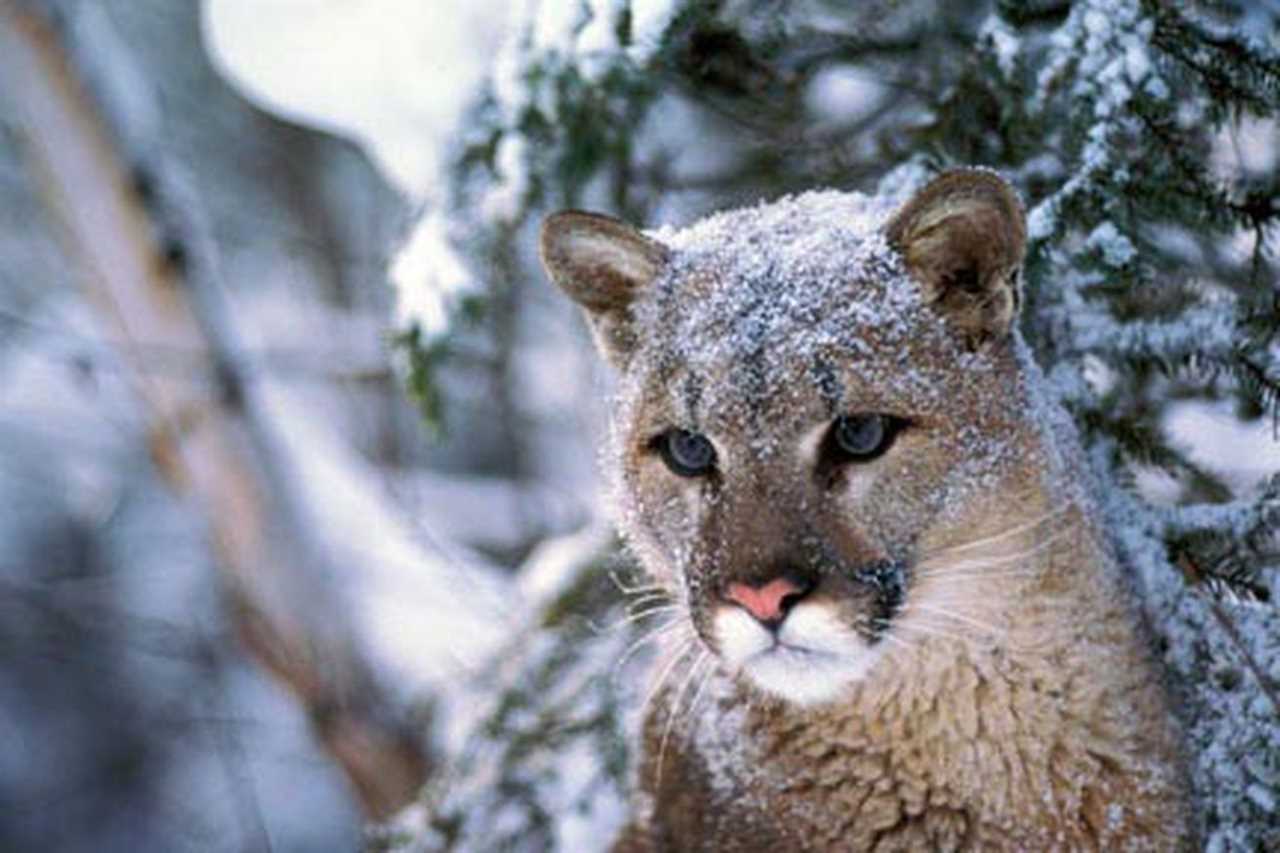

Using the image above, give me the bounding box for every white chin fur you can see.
[713,603,881,706]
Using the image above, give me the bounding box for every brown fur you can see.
[617,478,1191,851]
[542,170,1194,851]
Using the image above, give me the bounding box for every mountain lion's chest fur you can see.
[542,169,1193,851]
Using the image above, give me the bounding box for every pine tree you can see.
[388,1,1280,848]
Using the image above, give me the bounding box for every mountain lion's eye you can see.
[831,414,897,461]
[658,429,717,477]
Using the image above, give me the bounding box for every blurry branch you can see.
[0,303,396,382]
[0,1,427,819]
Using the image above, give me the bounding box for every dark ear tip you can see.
[540,209,641,240]
[928,167,1022,218]
[540,210,608,257]
[541,209,619,233]
[942,166,1025,219]
[922,166,1020,195]
[540,210,670,264]
[886,167,1027,253]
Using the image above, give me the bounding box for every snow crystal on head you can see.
[647,189,913,336]
[625,189,950,430]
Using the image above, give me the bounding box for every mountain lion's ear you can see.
[540,210,670,368]
[886,169,1026,347]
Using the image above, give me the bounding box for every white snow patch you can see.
[982,13,1021,78]
[627,0,680,62]
[482,133,532,223]
[1027,198,1057,243]
[518,522,615,609]
[1122,33,1151,83]
[530,0,586,55]
[391,211,475,338]
[1084,221,1136,267]
[254,381,515,690]
[1164,399,1280,497]
[1213,115,1280,182]
[1244,783,1275,813]
[577,0,624,80]
[806,65,885,125]
[203,0,511,196]
[1131,464,1183,505]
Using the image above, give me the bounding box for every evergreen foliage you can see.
[390,0,1279,847]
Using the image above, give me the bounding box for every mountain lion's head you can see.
[542,170,1040,706]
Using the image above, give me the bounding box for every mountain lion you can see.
[540,169,1193,851]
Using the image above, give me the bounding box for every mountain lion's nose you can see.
[725,575,812,625]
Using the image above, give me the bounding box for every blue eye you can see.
[659,429,717,477]
[831,414,898,461]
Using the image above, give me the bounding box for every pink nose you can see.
[725,577,809,623]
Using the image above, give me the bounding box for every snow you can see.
[490,23,534,126]
[627,0,681,61]
[1123,33,1152,84]
[1069,306,1239,361]
[639,190,931,371]
[806,65,886,125]
[1164,399,1280,497]
[1026,0,1167,251]
[482,132,532,224]
[1098,434,1280,850]
[981,14,1021,78]
[390,211,476,339]
[1083,221,1136,268]
[206,295,519,692]
[518,522,615,609]
[625,190,935,448]
[203,0,511,197]
[1026,197,1058,244]
[528,0,586,55]
[577,0,624,80]
[1214,115,1280,181]
[1246,783,1275,813]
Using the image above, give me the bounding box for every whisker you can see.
[622,596,675,617]
[911,568,1041,583]
[892,618,981,645]
[624,602,682,620]
[684,654,719,725]
[613,618,685,678]
[915,522,1081,578]
[625,592,675,610]
[907,603,1006,637]
[654,650,711,788]
[594,603,683,634]
[874,628,921,662]
[626,585,673,598]
[977,524,1077,564]
[918,507,1073,561]
[896,611,1062,653]
[640,634,697,714]
[609,569,666,596]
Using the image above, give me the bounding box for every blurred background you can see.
[1,0,1278,851]
[0,1,524,849]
